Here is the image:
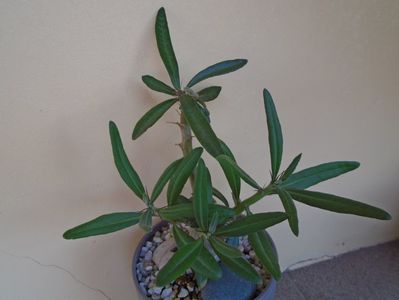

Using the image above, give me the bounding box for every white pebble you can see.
[153,237,163,243]
[152,286,163,295]
[161,287,173,298]
[177,288,189,298]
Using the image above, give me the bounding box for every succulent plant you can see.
[63,7,391,288]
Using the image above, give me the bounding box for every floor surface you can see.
[275,240,399,300]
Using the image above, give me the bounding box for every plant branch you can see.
[235,185,274,214]
[179,109,195,189]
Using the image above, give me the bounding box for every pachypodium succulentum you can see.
[64,7,391,287]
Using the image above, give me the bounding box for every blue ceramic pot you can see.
[132,221,277,300]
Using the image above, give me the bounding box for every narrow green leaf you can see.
[209,204,236,223]
[151,158,182,202]
[158,203,194,221]
[196,273,208,289]
[142,75,176,95]
[276,188,299,236]
[288,189,391,220]
[219,139,241,199]
[208,211,219,233]
[263,89,283,180]
[109,121,145,199]
[215,212,287,237]
[63,212,141,239]
[212,187,229,207]
[215,250,261,284]
[179,95,223,157]
[187,59,248,88]
[155,8,180,89]
[209,237,242,258]
[175,195,191,204]
[281,161,360,190]
[139,209,153,232]
[132,98,178,140]
[198,86,222,102]
[216,155,261,190]
[173,226,222,280]
[281,153,302,181]
[194,160,210,230]
[167,147,203,205]
[249,231,281,280]
[156,239,202,286]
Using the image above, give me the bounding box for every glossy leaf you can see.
[151,158,182,202]
[142,75,176,95]
[139,209,153,232]
[281,153,302,181]
[198,86,222,102]
[109,121,145,199]
[155,8,180,89]
[179,95,223,157]
[167,147,203,205]
[158,203,194,221]
[194,160,210,230]
[215,212,287,237]
[156,239,202,286]
[263,89,283,180]
[216,155,261,190]
[249,230,281,280]
[288,189,391,220]
[209,237,242,258]
[63,212,141,239]
[187,59,248,88]
[276,188,298,236]
[214,249,261,284]
[212,187,229,207]
[219,139,241,199]
[281,161,360,190]
[132,98,178,140]
[173,226,222,280]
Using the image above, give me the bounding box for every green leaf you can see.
[173,226,222,280]
[208,211,219,233]
[281,153,302,181]
[194,160,210,230]
[214,250,261,284]
[142,75,176,95]
[109,121,145,199]
[196,273,208,289]
[179,95,223,157]
[276,188,298,236]
[287,189,391,220]
[198,86,222,102]
[156,239,202,286]
[187,59,248,88]
[216,155,261,190]
[212,187,229,207]
[263,89,283,180]
[249,230,281,280]
[155,8,180,89]
[215,212,287,237]
[151,158,182,202]
[209,204,236,223]
[63,212,141,239]
[158,203,194,221]
[219,139,241,199]
[281,161,360,190]
[139,209,153,232]
[167,147,203,205]
[209,237,242,258]
[132,98,178,140]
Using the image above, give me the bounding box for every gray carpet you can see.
[275,240,399,300]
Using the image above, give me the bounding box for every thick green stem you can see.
[179,111,195,189]
[235,185,274,214]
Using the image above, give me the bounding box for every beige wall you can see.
[1,1,398,299]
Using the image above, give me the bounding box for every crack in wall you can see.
[0,249,111,300]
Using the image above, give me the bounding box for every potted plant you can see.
[63,7,391,300]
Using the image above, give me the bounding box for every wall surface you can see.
[1,1,398,299]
